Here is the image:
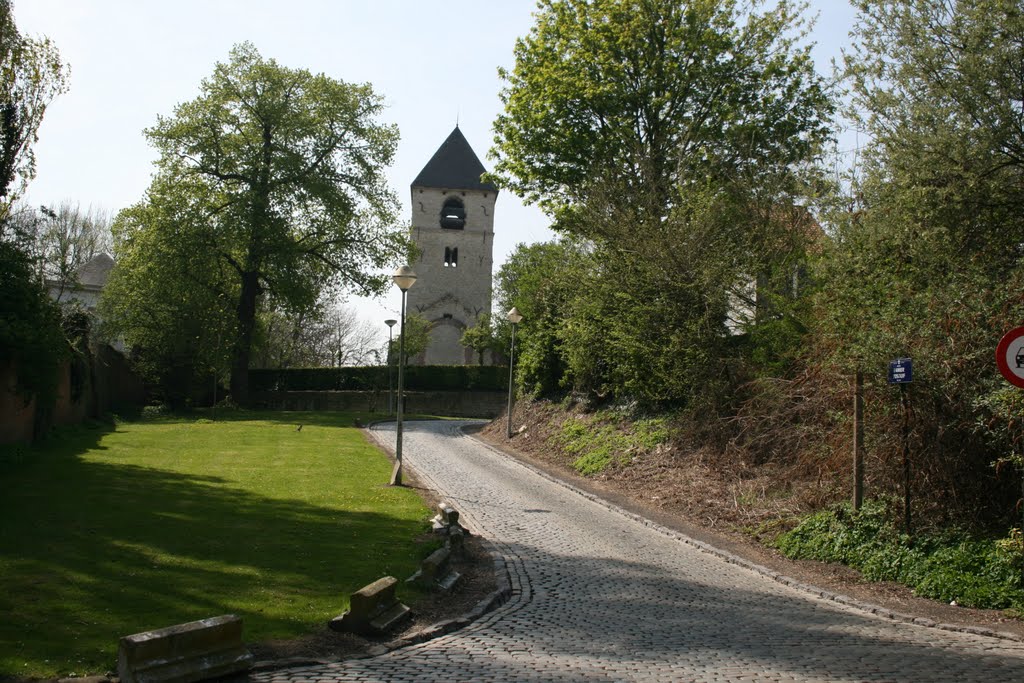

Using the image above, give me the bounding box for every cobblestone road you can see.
[256,420,1024,682]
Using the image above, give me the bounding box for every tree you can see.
[28,201,112,297]
[101,195,237,406]
[812,0,1024,526]
[389,313,431,364]
[251,302,381,369]
[490,0,832,406]
[105,43,407,404]
[0,1,69,434]
[493,239,593,397]
[460,313,502,365]
[0,0,68,216]
[491,0,832,234]
[0,238,65,408]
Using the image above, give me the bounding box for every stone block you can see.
[438,503,460,527]
[407,546,462,592]
[117,614,252,683]
[329,576,412,636]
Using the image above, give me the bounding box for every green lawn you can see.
[0,411,436,679]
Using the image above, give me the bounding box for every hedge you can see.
[250,365,509,393]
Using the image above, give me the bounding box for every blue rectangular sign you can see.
[888,358,913,384]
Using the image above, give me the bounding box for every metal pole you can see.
[387,326,394,416]
[901,383,911,539]
[853,370,864,510]
[507,322,517,439]
[391,291,407,486]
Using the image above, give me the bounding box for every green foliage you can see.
[0,0,69,213]
[975,387,1024,476]
[807,0,1024,523]
[0,411,433,678]
[105,43,407,404]
[390,313,431,362]
[100,196,237,407]
[775,500,1024,610]
[491,0,831,408]
[0,2,70,431]
[0,238,66,408]
[494,239,592,397]
[492,0,831,230]
[553,413,669,476]
[401,365,507,392]
[460,312,501,365]
[249,365,508,393]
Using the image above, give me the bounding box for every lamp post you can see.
[385,319,397,416]
[506,306,523,439]
[390,265,417,486]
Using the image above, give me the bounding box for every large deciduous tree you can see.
[0,0,68,216]
[491,0,831,233]
[490,0,832,406]
[104,43,406,404]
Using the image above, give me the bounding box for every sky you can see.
[14,0,859,347]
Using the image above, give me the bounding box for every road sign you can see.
[996,326,1024,389]
[888,358,913,384]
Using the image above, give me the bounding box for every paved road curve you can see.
[256,420,1024,682]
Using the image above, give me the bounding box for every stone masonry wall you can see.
[408,186,497,365]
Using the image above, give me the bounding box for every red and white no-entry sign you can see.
[996,326,1024,388]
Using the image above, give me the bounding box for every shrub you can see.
[775,500,1024,610]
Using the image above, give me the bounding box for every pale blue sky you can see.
[15,0,859,338]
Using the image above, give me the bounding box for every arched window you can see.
[440,197,466,229]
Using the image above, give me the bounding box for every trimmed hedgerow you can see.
[250,365,508,392]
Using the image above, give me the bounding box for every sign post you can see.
[888,358,913,538]
[995,327,1024,583]
[853,371,865,511]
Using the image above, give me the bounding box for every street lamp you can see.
[506,306,523,439]
[390,265,417,486]
[384,319,397,416]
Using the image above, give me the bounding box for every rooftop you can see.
[411,126,497,192]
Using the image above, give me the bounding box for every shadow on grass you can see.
[0,416,432,678]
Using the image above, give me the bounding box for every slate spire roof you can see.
[411,126,497,192]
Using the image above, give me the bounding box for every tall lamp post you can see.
[384,319,397,416]
[506,306,523,439]
[390,266,417,486]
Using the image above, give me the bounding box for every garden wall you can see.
[0,362,35,443]
[0,344,146,444]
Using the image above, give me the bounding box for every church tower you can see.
[407,126,498,365]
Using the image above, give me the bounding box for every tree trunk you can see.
[229,270,261,406]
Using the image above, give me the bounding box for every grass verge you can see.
[0,410,435,679]
[552,412,669,476]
